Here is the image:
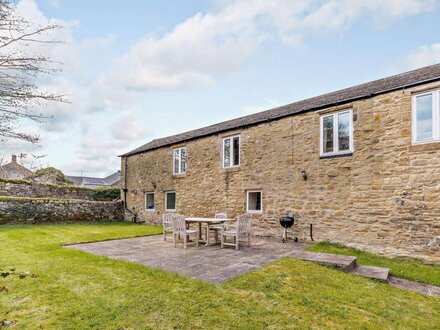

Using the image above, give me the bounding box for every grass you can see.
[0,223,438,329]
[307,241,440,286]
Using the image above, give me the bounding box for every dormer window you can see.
[412,90,440,144]
[173,147,186,175]
[223,135,240,168]
[320,109,353,157]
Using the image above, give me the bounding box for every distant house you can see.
[0,155,33,180]
[66,171,121,189]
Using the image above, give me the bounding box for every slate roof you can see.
[66,171,121,188]
[103,171,121,186]
[122,63,440,157]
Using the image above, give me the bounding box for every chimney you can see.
[11,155,17,163]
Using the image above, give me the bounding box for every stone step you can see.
[290,250,357,271]
[388,276,440,298]
[351,265,389,282]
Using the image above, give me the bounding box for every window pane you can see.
[248,191,261,211]
[416,94,433,141]
[233,137,240,166]
[146,193,154,210]
[338,112,350,151]
[166,192,176,210]
[223,138,231,167]
[180,148,186,173]
[323,115,334,153]
[173,149,180,174]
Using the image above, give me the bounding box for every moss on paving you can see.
[0,224,439,329]
[307,241,440,286]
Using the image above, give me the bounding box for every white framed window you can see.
[223,135,240,168]
[246,190,262,213]
[165,191,176,212]
[173,147,186,175]
[145,192,155,211]
[320,109,353,157]
[412,90,440,144]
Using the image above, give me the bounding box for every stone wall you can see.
[0,197,124,225]
[0,179,96,200]
[123,81,440,263]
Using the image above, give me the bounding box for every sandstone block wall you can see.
[123,82,440,263]
[0,197,124,225]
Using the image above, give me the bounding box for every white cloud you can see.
[4,0,436,176]
[106,0,435,91]
[407,43,440,69]
[110,108,150,142]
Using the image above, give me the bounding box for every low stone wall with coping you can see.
[0,197,124,225]
[0,179,95,200]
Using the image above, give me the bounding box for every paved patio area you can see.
[66,235,308,283]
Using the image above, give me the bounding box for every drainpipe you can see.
[122,155,137,222]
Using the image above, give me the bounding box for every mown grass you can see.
[0,223,439,329]
[307,241,440,286]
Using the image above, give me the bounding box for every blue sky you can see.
[2,0,440,176]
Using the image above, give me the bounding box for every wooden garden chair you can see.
[220,213,252,250]
[162,213,175,241]
[172,215,199,249]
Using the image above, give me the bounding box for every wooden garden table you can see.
[185,217,233,246]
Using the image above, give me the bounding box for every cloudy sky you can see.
[2,0,440,176]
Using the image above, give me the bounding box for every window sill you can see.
[320,152,353,160]
[172,173,186,178]
[145,209,155,212]
[409,141,440,153]
[165,210,176,213]
[222,166,241,172]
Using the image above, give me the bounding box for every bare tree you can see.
[0,0,66,144]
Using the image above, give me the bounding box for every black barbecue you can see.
[279,215,295,243]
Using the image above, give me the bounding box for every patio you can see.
[67,235,308,283]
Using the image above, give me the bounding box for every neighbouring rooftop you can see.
[66,171,121,189]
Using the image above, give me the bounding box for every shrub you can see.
[90,187,120,201]
[32,167,74,185]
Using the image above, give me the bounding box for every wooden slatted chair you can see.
[220,213,252,250]
[207,212,227,242]
[162,213,175,241]
[172,215,199,249]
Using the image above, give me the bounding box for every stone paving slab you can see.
[66,235,308,284]
[388,276,440,298]
[351,265,389,282]
[290,250,357,271]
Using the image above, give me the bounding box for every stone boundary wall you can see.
[0,179,95,200]
[0,197,124,225]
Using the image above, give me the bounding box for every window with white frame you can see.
[173,147,186,175]
[145,192,155,211]
[165,191,176,211]
[320,109,353,156]
[246,190,262,213]
[223,135,240,168]
[412,90,440,144]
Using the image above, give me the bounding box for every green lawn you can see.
[0,223,439,329]
[307,241,440,286]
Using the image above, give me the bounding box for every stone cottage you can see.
[0,155,32,180]
[121,64,440,262]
